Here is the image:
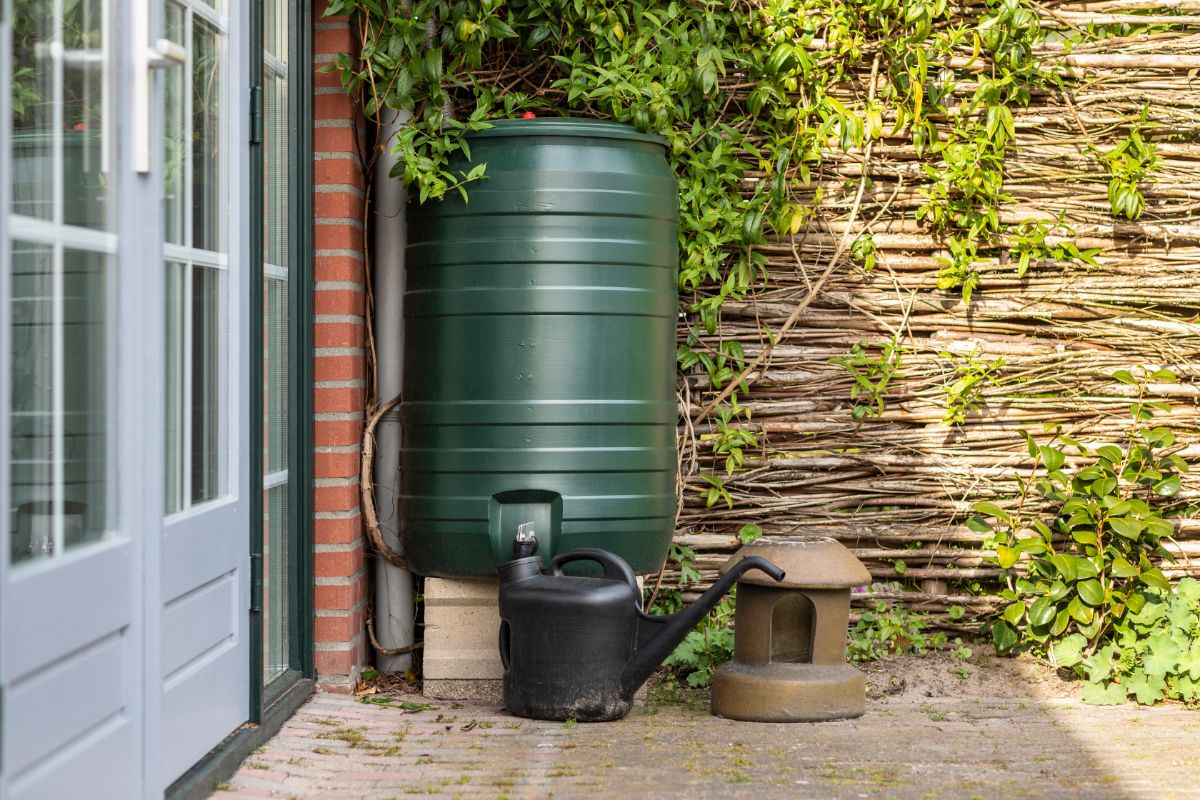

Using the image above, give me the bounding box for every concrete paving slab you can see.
[213,686,1200,800]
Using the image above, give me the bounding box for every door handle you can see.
[132,0,187,173]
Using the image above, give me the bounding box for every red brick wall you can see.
[312,0,369,691]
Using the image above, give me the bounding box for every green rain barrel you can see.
[401,118,679,577]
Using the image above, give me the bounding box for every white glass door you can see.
[1,2,140,798]
[0,0,253,795]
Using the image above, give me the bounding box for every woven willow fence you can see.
[669,5,1200,632]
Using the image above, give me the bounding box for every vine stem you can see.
[692,54,882,427]
[361,393,408,569]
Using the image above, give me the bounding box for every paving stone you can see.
[214,691,1200,799]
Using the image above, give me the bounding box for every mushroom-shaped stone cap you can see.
[720,536,870,589]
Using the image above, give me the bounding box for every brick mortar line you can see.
[314,571,368,586]
[314,411,364,421]
[315,509,362,520]
[314,183,367,196]
[314,347,366,357]
[313,635,364,652]
[315,217,365,229]
[314,281,365,291]
[316,443,362,453]
[313,152,364,163]
[315,600,368,619]
[315,542,361,553]
[315,476,359,487]
[313,249,363,258]
[315,313,365,323]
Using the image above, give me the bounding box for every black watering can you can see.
[497,530,785,721]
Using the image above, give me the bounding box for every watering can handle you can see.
[547,549,640,593]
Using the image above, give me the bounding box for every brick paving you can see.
[213,689,1200,800]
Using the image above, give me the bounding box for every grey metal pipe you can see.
[372,107,414,673]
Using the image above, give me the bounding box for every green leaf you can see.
[1028,596,1057,626]
[1111,369,1137,385]
[1038,445,1065,472]
[972,501,1011,522]
[737,524,763,544]
[1141,633,1182,676]
[1081,680,1127,705]
[1077,579,1105,607]
[1067,596,1094,624]
[1110,556,1139,578]
[965,516,992,534]
[1052,633,1087,667]
[1153,475,1182,497]
[996,545,1019,569]
[1139,568,1170,592]
[1050,608,1070,636]
[1096,445,1124,463]
[992,620,1018,653]
[1048,554,1077,582]
[1072,556,1100,580]
[1108,517,1143,539]
[1125,672,1167,705]
[1178,642,1200,681]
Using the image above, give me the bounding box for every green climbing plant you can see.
[971,369,1188,671]
[327,0,1163,542]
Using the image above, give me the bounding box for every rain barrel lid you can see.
[469,117,668,148]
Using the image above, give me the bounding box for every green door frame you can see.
[167,0,312,795]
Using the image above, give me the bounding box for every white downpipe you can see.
[373,107,414,673]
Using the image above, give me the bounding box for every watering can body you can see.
[498,548,784,721]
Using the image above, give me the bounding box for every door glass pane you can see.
[164,2,229,515]
[262,0,293,685]
[10,242,55,563]
[165,261,185,512]
[192,16,225,254]
[11,7,54,220]
[264,278,288,475]
[263,483,289,682]
[191,266,222,504]
[9,243,109,563]
[61,0,108,230]
[163,1,186,245]
[8,0,113,565]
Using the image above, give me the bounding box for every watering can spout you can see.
[618,556,784,701]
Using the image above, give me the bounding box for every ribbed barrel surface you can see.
[400,118,679,577]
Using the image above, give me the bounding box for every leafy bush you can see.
[1054,578,1200,707]
[661,594,737,688]
[847,602,946,663]
[974,368,1197,705]
[973,368,1186,657]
